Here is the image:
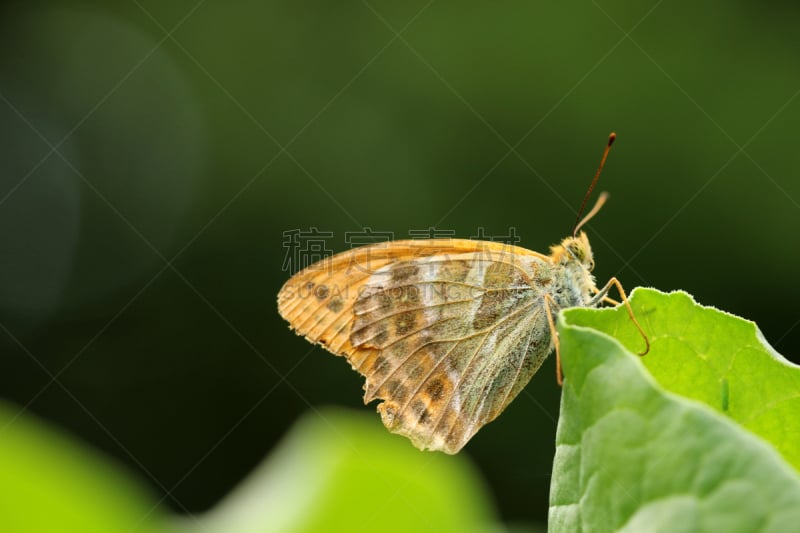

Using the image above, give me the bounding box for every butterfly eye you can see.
[568,244,584,261]
[588,259,595,271]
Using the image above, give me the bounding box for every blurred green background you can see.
[1,0,798,530]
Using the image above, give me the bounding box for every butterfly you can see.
[277,133,648,454]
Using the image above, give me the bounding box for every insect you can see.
[277,133,648,454]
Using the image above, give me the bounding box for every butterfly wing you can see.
[278,239,554,453]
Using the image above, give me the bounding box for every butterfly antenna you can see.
[572,132,615,236]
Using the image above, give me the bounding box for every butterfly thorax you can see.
[547,231,597,309]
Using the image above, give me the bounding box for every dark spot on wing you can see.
[409,365,425,381]
[372,356,390,376]
[326,296,344,313]
[412,400,431,425]
[439,260,471,283]
[314,284,329,299]
[374,328,390,346]
[426,379,444,402]
[391,264,420,283]
[483,262,516,288]
[472,290,505,329]
[386,379,408,403]
[401,285,421,305]
[395,310,418,336]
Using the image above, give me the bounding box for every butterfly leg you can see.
[590,278,650,356]
[591,286,621,306]
[543,294,563,386]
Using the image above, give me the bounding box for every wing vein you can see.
[455,309,539,441]
[428,297,538,443]
[350,298,480,338]
[287,274,373,334]
[353,316,461,350]
[395,339,461,422]
[369,336,455,400]
[496,310,540,414]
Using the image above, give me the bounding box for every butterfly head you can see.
[550,231,595,271]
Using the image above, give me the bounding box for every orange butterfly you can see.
[278,133,648,454]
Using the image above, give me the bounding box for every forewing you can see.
[278,239,552,453]
[278,239,545,355]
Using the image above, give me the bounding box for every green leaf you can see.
[568,288,800,470]
[0,401,168,533]
[549,288,800,533]
[195,407,497,533]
